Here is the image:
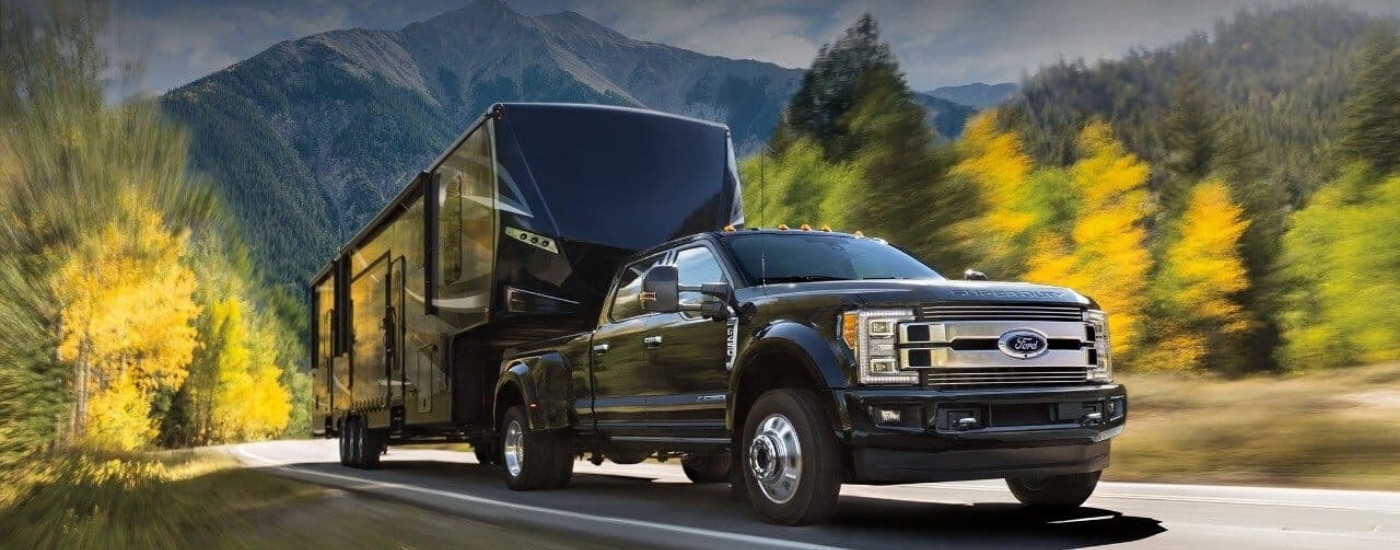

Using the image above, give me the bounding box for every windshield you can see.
[723,233,943,284]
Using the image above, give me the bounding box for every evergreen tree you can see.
[1158,62,1216,217]
[1339,27,1400,176]
[841,64,978,271]
[782,13,896,160]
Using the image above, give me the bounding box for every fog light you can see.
[1108,397,1126,421]
[876,407,902,424]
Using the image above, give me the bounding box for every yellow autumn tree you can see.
[1025,121,1154,360]
[952,112,1036,276]
[54,190,200,450]
[1143,180,1251,372]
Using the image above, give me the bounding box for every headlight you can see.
[840,308,917,385]
[1085,309,1113,382]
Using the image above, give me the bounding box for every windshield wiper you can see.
[760,275,851,284]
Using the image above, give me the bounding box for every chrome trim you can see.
[900,320,1086,343]
[899,348,1091,369]
[920,303,1083,322]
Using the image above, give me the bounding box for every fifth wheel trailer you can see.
[309,103,744,466]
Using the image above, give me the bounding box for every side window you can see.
[437,125,495,302]
[609,254,666,322]
[673,247,727,307]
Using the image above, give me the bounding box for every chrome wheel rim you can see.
[504,419,524,478]
[748,413,802,504]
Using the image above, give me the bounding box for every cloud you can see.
[110,0,1400,95]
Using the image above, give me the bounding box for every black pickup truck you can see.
[492,228,1127,525]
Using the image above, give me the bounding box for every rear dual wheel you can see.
[682,452,730,484]
[501,405,574,491]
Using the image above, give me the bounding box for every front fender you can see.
[494,352,574,431]
[728,321,852,429]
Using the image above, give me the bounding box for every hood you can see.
[751,279,1096,309]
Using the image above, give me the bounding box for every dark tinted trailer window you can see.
[499,107,733,250]
[724,234,943,284]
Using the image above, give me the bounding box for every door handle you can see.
[643,335,663,348]
[592,344,610,354]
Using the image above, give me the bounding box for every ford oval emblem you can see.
[998,329,1050,360]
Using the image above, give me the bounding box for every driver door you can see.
[645,245,734,440]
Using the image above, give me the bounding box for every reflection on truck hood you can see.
[751,279,1095,308]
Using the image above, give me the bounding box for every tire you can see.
[473,440,499,466]
[337,420,350,466]
[347,417,364,467]
[360,424,383,469]
[682,453,730,484]
[501,405,573,491]
[741,389,842,525]
[1006,471,1101,509]
[607,449,651,465]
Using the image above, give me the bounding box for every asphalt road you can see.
[232,440,1400,549]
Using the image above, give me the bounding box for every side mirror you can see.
[963,269,989,281]
[640,265,680,313]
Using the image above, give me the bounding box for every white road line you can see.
[236,445,842,550]
[911,482,1400,514]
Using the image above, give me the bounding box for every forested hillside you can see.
[742,6,1400,374]
[161,0,982,286]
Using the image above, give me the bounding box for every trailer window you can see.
[436,124,496,311]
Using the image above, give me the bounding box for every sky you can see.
[106,0,1400,96]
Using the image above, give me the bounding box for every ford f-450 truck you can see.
[493,228,1127,525]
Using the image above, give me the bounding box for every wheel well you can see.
[733,351,821,434]
[495,383,524,430]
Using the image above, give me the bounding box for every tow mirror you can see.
[640,265,680,313]
[963,269,989,281]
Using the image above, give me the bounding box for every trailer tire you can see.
[360,423,383,469]
[682,453,730,484]
[501,405,572,491]
[1006,471,1101,509]
[346,417,364,467]
[337,420,350,466]
[741,389,841,525]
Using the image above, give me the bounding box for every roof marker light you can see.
[820,224,832,232]
[777,223,789,231]
[800,223,812,231]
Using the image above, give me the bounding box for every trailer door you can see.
[386,257,406,406]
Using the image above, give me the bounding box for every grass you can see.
[0,451,591,549]
[1106,362,1400,490]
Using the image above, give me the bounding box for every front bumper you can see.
[835,383,1127,484]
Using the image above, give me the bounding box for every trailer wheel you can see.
[345,417,364,464]
[682,453,730,484]
[360,422,383,469]
[1006,471,1101,509]
[501,405,573,490]
[741,389,841,525]
[337,420,350,466]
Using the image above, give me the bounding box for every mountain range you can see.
[161,0,977,284]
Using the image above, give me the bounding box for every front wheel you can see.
[1006,471,1101,509]
[501,405,573,491]
[741,389,841,525]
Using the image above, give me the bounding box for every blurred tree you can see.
[952,112,1037,277]
[54,191,200,449]
[784,13,894,159]
[1143,180,1251,373]
[738,138,861,229]
[1339,28,1400,176]
[1277,167,1400,368]
[1158,62,1216,218]
[1025,122,1154,360]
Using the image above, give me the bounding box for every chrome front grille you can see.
[919,303,1084,322]
[924,367,1090,388]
